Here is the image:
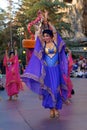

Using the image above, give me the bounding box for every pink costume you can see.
[3,55,22,96]
[64,51,74,99]
[67,52,74,98]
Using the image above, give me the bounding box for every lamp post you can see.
[23,50,26,54]
[10,20,13,51]
[7,0,13,51]
[17,27,24,58]
[83,47,87,57]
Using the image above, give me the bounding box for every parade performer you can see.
[22,10,68,118]
[65,47,74,100]
[3,47,22,100]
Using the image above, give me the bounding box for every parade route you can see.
[0,78,87,130]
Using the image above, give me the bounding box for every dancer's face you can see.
[10,53,14,58]
[43,33,52,43]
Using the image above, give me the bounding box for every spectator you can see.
[0,70,5,91]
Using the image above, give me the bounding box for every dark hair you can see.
[9,51,15,56]
[43,29,53,38]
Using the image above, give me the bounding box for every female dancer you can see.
[22,17,68,118]
[65,47,74,99]
[3,48,22,100]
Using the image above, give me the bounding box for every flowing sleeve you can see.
[57,33,68,101]
[68,52,74,73]
[57,33,68,76]
[13,55,23,90]
[13,55,19,72]
[3,55,7,67]
[21,37,45,94]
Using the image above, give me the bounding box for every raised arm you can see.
[44,10,57,42]
[13,41,18,56]
[5,49,9,59]
[36,23,45,46]
[48,22,57,43]
[35,10,57,45]
[14,47,17,56]
[3,49,9,67]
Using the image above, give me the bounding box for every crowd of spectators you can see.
[0,55,87,79]
[71,57,87,78]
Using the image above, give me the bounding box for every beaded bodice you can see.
[44,42,58,66]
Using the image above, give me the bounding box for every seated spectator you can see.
[76,66,84,78]
[73,59,79,71]
[81,58,86,72]
[0,70,5,91]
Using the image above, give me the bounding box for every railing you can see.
[71,47,87,52]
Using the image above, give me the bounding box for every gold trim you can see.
[58,41,65,52]
[34,50,42,60]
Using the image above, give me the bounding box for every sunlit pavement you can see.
[0,78,87,130]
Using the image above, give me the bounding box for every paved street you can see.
[0,78,87,130]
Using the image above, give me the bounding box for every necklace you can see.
[46,42,54,50]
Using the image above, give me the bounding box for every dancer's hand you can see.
[44,10,48,20]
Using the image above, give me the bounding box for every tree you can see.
[15,0,71,37]
[0,0,72,62]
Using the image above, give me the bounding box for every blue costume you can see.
[21,33,68,110]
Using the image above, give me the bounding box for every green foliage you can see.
[15,0,71,36]
[0,0,73,60]
[56,21,71,33]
